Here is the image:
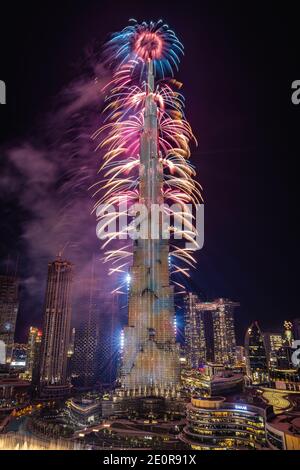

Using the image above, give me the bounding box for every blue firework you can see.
[104,19,184,78]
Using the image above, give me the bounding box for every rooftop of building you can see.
[211,373,244,383]
[268,412,300,435]
[190,389,271,411]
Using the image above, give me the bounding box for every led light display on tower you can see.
[94,20,200,397]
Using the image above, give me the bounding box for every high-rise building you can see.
[121,63,180,397]
[184,296,238,367]
[25,327,42,382]
[211,299,238,365]
[196,299,239,366]
[32,334,42,388]
[245,321,269,384]
[283,321,294,346]
[0,275,19,364]
[235,345,246,365]
[39,256,73,398]
[11,344,27,368]
[184,293,207,368]
[263,332,283,368]
[98,291,121,387]
[72,274,101,390]
[67,327,75,381]
[72,268,123,391]
[276,346,295,369]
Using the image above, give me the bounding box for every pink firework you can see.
[93,20,202,293]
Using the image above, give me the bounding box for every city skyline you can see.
[0,1,299,455]
[1,2,298,346]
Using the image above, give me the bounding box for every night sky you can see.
[0,1,299,344]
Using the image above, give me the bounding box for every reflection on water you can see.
[0,433,82,450]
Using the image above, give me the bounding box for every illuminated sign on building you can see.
[235,405,247,411]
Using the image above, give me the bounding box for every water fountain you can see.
[0,432,82,450]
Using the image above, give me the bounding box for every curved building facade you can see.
[180,396,269,450]
[266,412,300,450]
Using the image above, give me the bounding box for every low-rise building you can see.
[180,395,272,450]
[266,412,300,450]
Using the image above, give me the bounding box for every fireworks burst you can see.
[93,20,202,294]
[104,19,184,79]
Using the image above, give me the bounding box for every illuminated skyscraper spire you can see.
[96,20,200,397]
[121,60,180,397]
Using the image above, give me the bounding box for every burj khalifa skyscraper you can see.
[96,20,200,399]
[121,60,180,397]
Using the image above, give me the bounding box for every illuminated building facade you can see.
[283,321,294,346]
[263,332,284,368]
[11,344,27,368]
[98,291,121,387]
[121,63,180,397]
[245,321,269,384]
[25,327,42,382]
[235,345,246,364]
[184,293,207,368]
[275,346,295,369]
[181,368,244,397]
[72,275,102,389]
[211,299,238,365]
[0,372,30,408]
[72,322,98,389]
[39,256,73,398]
[196,299,238,366]
[266,412,300,450]
[0,275,19,364]
[269,368,300,392]
[66,397,101,427]
[181,396,270,450]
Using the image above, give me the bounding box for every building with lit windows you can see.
[10,344,27,368]
[25,327,42,383]
[181,367,244,397]
[98,291,122,387]
[283,321,294,346]
[184,293,207,368]
[39,256,73,398]
[120,63,180,398]
[65,396,101,428]
[0,275,19,364]
[198,299,239,366]
[263,332,283,368]
[180,395,272,450]
[210,299,238,365]
[266,412,300,450]
[71,273,102,390]
[245,321,269,384]
[0,370,30,410]
[235,346,245,365]
[184,296,238,368]
[268,368,300,392]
